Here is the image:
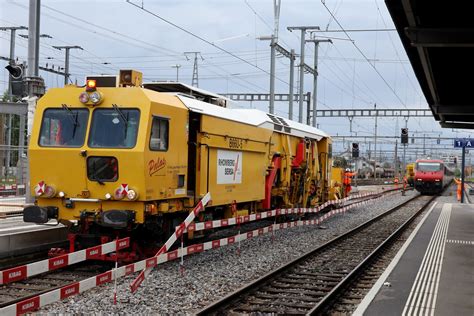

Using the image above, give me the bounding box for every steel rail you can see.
[196,193,426,315]
[307,194,436,314]
[0,264,107,308]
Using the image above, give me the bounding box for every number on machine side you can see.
[228,137,243,149]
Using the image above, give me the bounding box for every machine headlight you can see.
[127,189,138,201]
[89,91,102,104]
[79,92,89,103]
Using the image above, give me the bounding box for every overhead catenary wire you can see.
[125,0,291,88]
[320,0,409,109]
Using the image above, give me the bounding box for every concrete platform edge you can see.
[353,201,438,316]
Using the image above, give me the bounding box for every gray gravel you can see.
[40,190,417,315]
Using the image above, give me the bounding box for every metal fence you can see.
[0,112,27,218]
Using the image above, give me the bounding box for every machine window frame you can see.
[149,116,169,152]
[38,107,89,148]
[88,108,140,149]
[87,156,119,182]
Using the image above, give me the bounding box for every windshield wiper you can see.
[112,104,129,139]
[91,161,105,185]
[61,103,79,138]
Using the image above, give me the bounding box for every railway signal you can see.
[401,128,408,144]
[5,62,26,97]
[351,142,359,158]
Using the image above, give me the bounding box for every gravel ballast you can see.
[41,190,418,314]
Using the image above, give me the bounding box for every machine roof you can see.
[385,0,474,128]
[177,94,330,141]
[143,82,232,107]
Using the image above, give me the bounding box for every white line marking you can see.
[446,239,474,245]
[353,201,438,316]
[402,203,451,316]
[404,204,445,316]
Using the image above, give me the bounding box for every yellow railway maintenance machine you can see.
[24,70,334,251]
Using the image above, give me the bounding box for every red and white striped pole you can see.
[180,233,184,277]
[130,192,211,293]
[113,237,119,305]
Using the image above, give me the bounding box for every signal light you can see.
[5,63,26,97]
[351,143,359,158]
[86,79,97,91]
[5,64,23,79]
[401,128,408,144]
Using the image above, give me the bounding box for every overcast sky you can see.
[0,0,471,160]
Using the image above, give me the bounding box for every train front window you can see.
[88,108,140,148]
[87,156,118,182]
[417,162,442,172]
[39,108,89,147]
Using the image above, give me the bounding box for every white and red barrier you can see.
[185,190,388,234]
[0,237,130,285]
[0,190,401,315]
[130,192,211,293]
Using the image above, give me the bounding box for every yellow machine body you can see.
[28,71,335,230]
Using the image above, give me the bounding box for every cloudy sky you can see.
[0,0,470,160]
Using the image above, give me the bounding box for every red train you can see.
[414,159,454,194]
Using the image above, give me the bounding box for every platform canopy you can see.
[386,0,474,129]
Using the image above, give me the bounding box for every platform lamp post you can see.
[171,64,181,82]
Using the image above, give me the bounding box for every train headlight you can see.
[89,91,102,104]
[105,193,112,200]
[127,189,138,201]
[58,191,65,198]
[79,92,89,103]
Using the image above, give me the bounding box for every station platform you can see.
[355,199,474,315]
[0,217,67,259]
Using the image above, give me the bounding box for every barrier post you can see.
[180,233,184,277]
[272,215,276,243]
[237,216,241,256]
[130,192,211,293]
[113,237,119,305]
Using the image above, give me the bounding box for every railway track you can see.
[197,193,433,315]
[0,188,402,312]
[0,263,111,308]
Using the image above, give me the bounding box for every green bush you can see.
[454,168,461,177]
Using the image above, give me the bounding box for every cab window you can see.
[88,108,140,148]
[39,108,89,147]
[150,116,169,151]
